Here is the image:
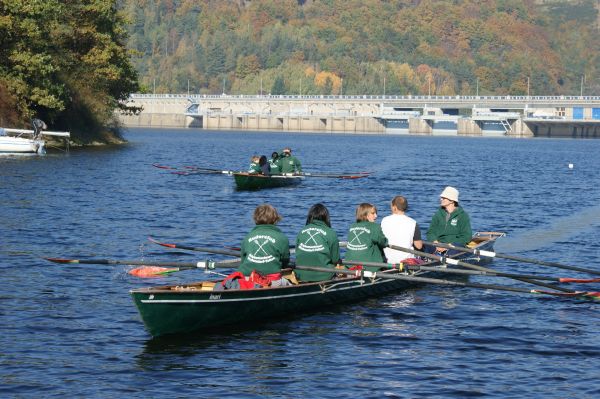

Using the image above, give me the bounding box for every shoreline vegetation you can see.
[0,1,140,146]
[1,1,598,146]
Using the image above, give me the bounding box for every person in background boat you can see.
[215,204,292,291]
[248,155,261,174]
[294,203,341,282]
[258,155,271,176]
[279,147,302,174]
[425,186,472,255]
[344,203,388,272]
[381,196,423,263]
[269,151,281,174]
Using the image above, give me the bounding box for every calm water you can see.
[1,128,600,398]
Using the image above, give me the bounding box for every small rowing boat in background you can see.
[130,232,504,337]
[232,172,305,190]
[152,163,370,190]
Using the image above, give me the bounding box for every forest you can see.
[124,0,599,97]
[0,0,139,142]
[0,0,598,142]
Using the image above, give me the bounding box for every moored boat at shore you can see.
[0,120,70,155]
[130,232,504,337]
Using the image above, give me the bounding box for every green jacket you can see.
[248,162,261,174]
[426,206,472,246]
[294,220,340,282]
[279,154,302,173]
[269,158,281,174]
[239,224,290,276]
[345,221,388,271]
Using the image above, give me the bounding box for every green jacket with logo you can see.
[239,224,290,276]
[426,206,472,246]
[248,162,261,174]
[279,154,302,173]
[294,220,340,282]
[269,158,281,174]
[345,221,388,271]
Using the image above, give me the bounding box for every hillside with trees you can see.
[0,0,139,143]
[123,0,599,97]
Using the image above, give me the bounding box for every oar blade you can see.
[129,266,179,278]
[152,163,176,170]
[559,277,600,284]
[148,236,176,248]
[45,257,79,264]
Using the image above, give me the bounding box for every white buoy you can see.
[568,163,574,169]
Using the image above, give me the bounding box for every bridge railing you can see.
[130,93,600,102]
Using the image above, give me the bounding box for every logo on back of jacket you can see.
[248,235,276,263]
[298,227,326,252]
[347,226,370,251]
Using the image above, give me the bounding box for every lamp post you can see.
[527,76,530,98]
[476,78,479,96]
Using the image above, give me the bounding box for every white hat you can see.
[440,186,459,202]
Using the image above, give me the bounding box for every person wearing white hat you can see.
[279,147,302,174]
[425,186,472,253]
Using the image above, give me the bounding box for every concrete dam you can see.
[119,94,600,138]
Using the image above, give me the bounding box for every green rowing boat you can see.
[233,172,304,190]
[130,232,504,337]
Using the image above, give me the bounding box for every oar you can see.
[341,259,600,284]
[148,237,241,257]
[301,172,370,179]
[422,240,600,276]
[171,169,234,176]
[293,265,600,300]
[152,162,176,170]
[44,257,240,277]
[153,163,235,176]
[388,245,578,294]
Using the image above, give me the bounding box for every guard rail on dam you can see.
[118,94,600,138]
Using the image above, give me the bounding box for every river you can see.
[1,128,599,397]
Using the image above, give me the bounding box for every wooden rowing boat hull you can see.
[233,172,304,190]
[131,232,502,337]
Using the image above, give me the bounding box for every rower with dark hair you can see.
[269,151,281,174]
[258,155,271,176]
[294,203,341,282]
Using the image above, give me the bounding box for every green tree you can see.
[271,75,286,95]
